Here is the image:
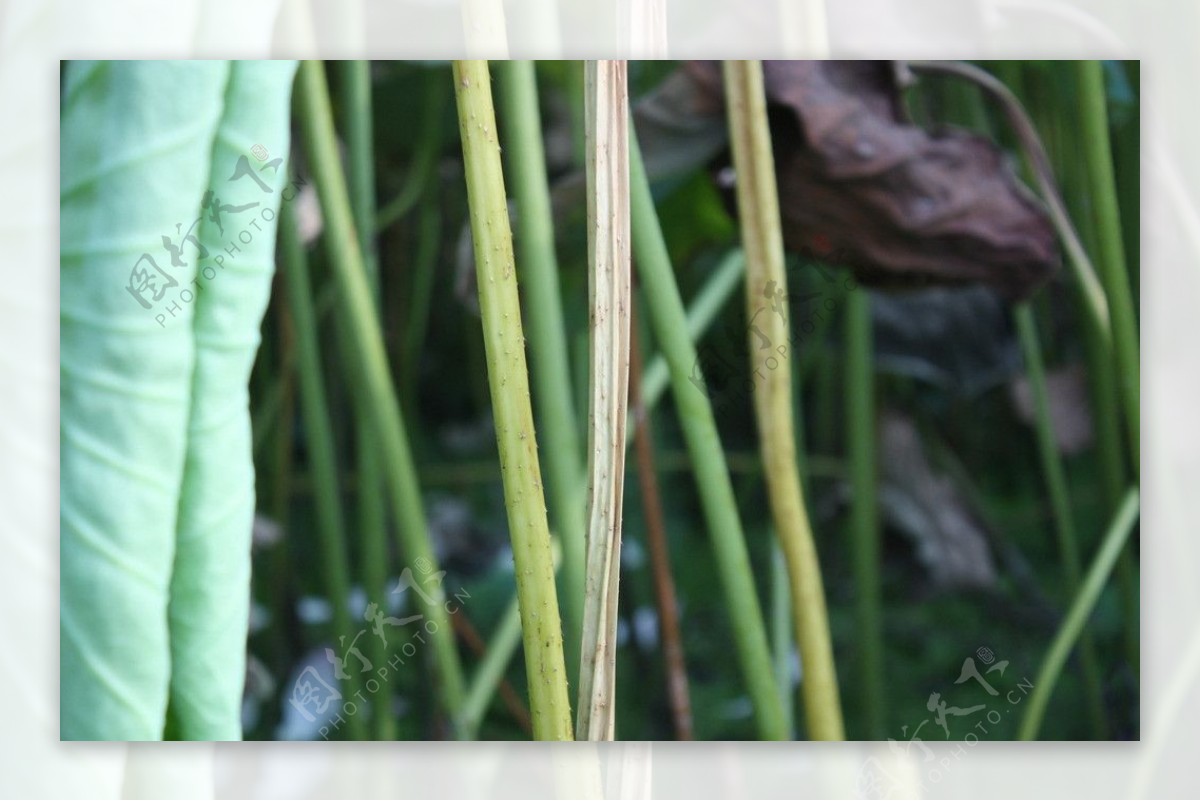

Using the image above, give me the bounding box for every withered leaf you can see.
[687,60,1060,300]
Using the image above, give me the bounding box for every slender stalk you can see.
[1083,301,1142,678]
[252,355,295,458]
[1019,488,1140,740]
[496,60,587,686]
[723,60,844,741]
[460,592,526,738]
[576,59,632,742]
[1062,144,1141,681]
[998,60,1139,681]
[844,288,884,740]
[343,60,379,279]
[452,59,573,741]
[1046,87,1137,681]
[770,545,795,738]
[295,61,467,733]
[400,193,442,421]
[461,543,564,738]
[630,307,694,740]
[376,74,446,232]
[630,117,788,741]
[793,266,839,385]
[1076,60,1140,476]
[278,200,368,741]
[261,296,298,734]
[451,609,532,735]
[1014,304,1108,738]
[339,59,396,741]
[639,249,746,435]
[812,344,837,456]
[906,60,1111,344]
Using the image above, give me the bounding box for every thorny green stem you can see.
[496,60,587,690]
[452,59,574,741]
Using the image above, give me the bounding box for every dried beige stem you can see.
[576,59,631,742]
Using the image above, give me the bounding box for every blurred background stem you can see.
[296,60,467,735]
[1076,60,1140,477]
[1019,488,1139,740]
[339,59,396,741]
[629,119,788,741]
[845,289,884,740]
[279,199,368,741]
[1014,303,1108,738]
[1004,59,1141,685]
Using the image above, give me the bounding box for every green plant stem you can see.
[1082,300,1141,679]
[339,59,396,741]
[1076,60,1140,477]
[461,542,563,738]
[460,590,524,738]
[723,59,844,741]
[771,544,795,738]
[270,307,298,666]
[496,60,586,689]
[343,60,379,279]
[279,200,368,741]
[1019,488,1140,740]
[376,72,447,232]
[400,195,442,420]
[629,117,788,741]
[638,249,746,435]
[1034,67,1141,679]
[1000,60,1139,682]
[844,288,884,740]
[793,266,838,384]
[1014,303,1108,738]
[295,60,467,734]
[1080,231,1142,690]
[452,59,573,741]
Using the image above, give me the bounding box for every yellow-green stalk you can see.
[722,60,845,741]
